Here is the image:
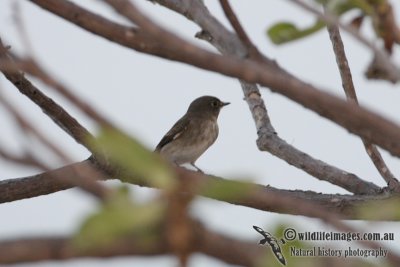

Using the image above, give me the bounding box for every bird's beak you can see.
[221,101,230,107]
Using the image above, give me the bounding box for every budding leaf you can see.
[73,188,165,251]
[91,126,176,190]
[267,20,325,45]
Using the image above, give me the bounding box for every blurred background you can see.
[0,0,399,266]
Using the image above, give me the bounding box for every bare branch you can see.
[19,0,373,195]
[325,9,400,192]
[0,91,71,163]
[218,0,261,59]
[0,159,396,220]
[0,221,267,266]
[0,40,93,149]
[0,41,113,200]
[21,58,112,126]
[153,0,380,194]
[290,0,400,83]
[28,0,400,159]
[108,0,384,195]
[0,236,167,264]
[1,161,399,264]
[0,1,398,265]
[0,145,49,170]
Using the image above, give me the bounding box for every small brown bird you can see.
[155,96,230,172]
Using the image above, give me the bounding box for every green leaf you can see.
[91,126,176,190]
[201,177,255,201]
[268,0,376,45]
[73,188,165,251]
[267,20,325,45]
[357,198,400,220]
[320,0,374,15]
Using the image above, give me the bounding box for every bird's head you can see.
[187,96,230,118]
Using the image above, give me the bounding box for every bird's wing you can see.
[155,116,189,151]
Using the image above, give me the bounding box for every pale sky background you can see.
[0,0,399,266]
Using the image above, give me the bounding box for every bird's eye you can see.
[211,101,219,107]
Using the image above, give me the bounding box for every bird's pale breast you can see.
[159,117,218,165]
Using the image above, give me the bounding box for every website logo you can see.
[253,226,287,265]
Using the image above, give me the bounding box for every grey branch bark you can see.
[27,0,400,160]
[151,0,379,195]
[0,159,395,220]
[325,15,400,192]
[0,222,266,266]
[0,40,93,148]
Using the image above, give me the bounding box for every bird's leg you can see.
[190,162,204,173]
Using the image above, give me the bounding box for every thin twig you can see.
[91,3,400,260]
[12,2,35,57]
[325,9,400,192]
[0,92,71,163]
[0,41,111,201]
[1,0,380,194]
[218,0,259,58]
[0,145,50,170]
[28,0,400,159]
[27,0,383,194]
[290,0,400,83]
[0,39,94,148]
[22,59,112,127]
[215,0,389,194]
[101,0,400,159]
[153,0,380,194]
[103,0,384,194]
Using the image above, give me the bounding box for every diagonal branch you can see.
[0,159,396,220]
[325,13,400,192]
[0,145,49,170]
[22,0,379,194]
[0,221,266,266]
[152,0,380,194]
[0,233,377,266]
[0,41,112,200]
[0,236,166,264]
[218,0,262,60]
[0,40,93,149]
[28,0,400,158]
[1,161,399,264]
[290,0,400,83]
[0,4,380,217]
[0,91,71,164]
[0,0,363,196]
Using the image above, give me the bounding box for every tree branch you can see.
[1,161,400,264]
[0,221,266,266]
[290,0,400,83]
[0,41,114,200]
[0,236,167,264]
[0,1,397,265]
[0,223,265,266]
[218,0,261,59]
[0,231,378,267]
[0,159,396,220]
[0,0,365,195]
[0,40,93,149]
[5,1,377,220]
[26,0,400,159]
[325,11,400,192]
[152,0,380,194]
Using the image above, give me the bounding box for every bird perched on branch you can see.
[155,96,230,173]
